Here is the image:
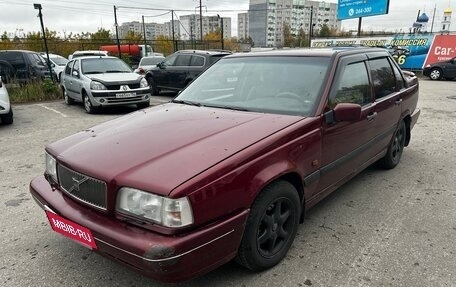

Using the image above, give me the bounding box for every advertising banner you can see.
[338,0,390,20]
[311,34,434,70]
[423,35,456,67]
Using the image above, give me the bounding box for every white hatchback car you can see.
[0,76,13,124]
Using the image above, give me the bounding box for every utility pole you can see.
[199,0,203,41]
[142,15,147,56]
[171,10,176,52]
[114,5,121,59]
[33,3,54,83]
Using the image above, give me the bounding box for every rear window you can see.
[0,52,26,70]
[209,55,228,65]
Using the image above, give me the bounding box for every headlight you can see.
[116,187,193,228]
[90,81,107,90]
[140,77,149,88]
[45,152,58,182]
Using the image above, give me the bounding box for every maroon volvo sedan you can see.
[30,48,420,282]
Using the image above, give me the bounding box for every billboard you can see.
[338,0,390,20]
[311,34,434,70]
[423,35,456,67]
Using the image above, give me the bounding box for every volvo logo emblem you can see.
[71,176,88,192]
[121,85,130,91]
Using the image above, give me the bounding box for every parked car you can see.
[0,76,13,124]
[0,50,52,84]
[60,56,151,113]
[42,53,68,82]
[134,55,166,74]
[423,57,456,80]
[30,48,420,283]
[68,50,108,60]
[145,49,231,94]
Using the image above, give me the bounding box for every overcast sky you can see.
[0,0,455,38]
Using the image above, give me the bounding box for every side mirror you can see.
[72,70,79,78]
[325,103,361,124]
[157,62,165,69]
[51,63,56,68]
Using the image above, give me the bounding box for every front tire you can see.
[1,108,13,124]
[83,92,98,114]
[429,68,442,80]
[236,180,300,271]
[146,76,159,95]
[379,121,406,169]
[63,89,74,105]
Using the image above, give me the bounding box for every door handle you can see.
[366,112,377,121]
[395,99,403,105]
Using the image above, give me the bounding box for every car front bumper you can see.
[90,89,151,107]
[30,175,248,283]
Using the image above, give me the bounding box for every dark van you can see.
[0,50,52,84]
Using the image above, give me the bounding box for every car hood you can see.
[47,103,303,196]
[87,73,142,83]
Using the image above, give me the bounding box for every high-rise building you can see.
[238,13,250,40]
[248,0,340,47]
[179,15,231,40]
[118,21,180,40]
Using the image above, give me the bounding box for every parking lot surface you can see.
[1,80,455,286]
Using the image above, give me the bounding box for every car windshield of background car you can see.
[175,56,330,116]
[81,58,132,74]
[51,56,69,66]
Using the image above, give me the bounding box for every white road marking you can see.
[36,104,68,118]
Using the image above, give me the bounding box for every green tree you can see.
[319,23,331,37]
[283,22,295,47]
[125,31,142,43]
[1,31,9,41]
[90,28,111,43]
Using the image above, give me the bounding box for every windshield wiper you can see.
[172,99,202,107]
[204,104,250,111]
[84,71,103,74]
[105,70,127,73]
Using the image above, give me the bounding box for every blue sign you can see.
[338,0,390,20]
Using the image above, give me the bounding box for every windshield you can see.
[50,56,68,66]
[140,57,165,66]
[175,56,330,116]
[81,58,132,74]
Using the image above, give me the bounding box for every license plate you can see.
[115,92,136,98]
[46,211,97,249]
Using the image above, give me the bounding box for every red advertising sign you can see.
[423,35,456,67]
[46,211,97,249]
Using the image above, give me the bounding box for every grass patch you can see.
[8,80,62,104]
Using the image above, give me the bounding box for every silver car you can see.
[0,76,13,124]
[61,56,151,113]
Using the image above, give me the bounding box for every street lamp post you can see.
[33,3,54,83]
[217,14,224,50]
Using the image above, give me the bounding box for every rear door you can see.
[166,54,192,89]
[366,54,403,157]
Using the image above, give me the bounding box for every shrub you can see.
[8,79,61,104]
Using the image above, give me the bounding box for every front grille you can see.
[106,96,144,103]
[106,83,141,90]
[57,164,107,211]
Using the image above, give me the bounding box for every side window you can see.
[388,57,405,90]
[190,55,205,66]
[332,61,371,107]
[174,55,192,66]
[29,53,46,66]
[163,54,177,66]
[72,60,80,76]
[368,58,396,100]
[65,61,73,75]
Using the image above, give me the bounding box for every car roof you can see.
[175,49,232,56]
[71,55,117,60]
[226,47,388,59]
[0,49,40,54]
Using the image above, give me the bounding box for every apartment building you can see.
[179,14,231,40]
[248,0,340,47]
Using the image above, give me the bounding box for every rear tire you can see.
[1,108,13,125]
[236,181,300,271]
[379,121,406,169]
